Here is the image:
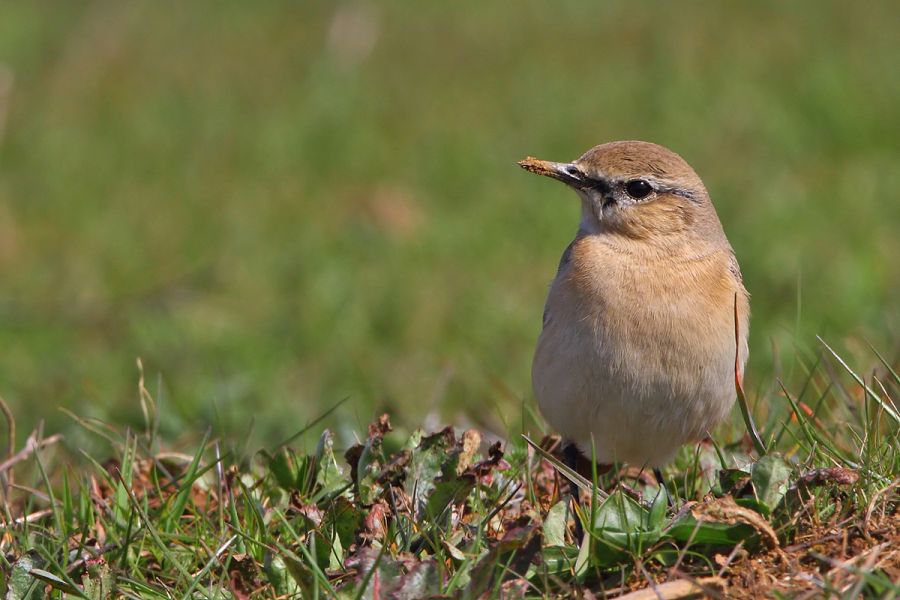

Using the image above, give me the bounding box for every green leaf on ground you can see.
[751,454,793,515]
[7,554,40,600]
[543,499,569,547]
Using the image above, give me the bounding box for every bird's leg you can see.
[653,467,674,507]
[562,442,585,543]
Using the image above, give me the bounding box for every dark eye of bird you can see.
[624,179,653,199]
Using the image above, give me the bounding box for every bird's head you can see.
[519,140,727,246]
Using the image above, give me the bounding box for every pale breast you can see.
[533,234,749,466]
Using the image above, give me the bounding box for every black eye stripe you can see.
[586,178,611,194]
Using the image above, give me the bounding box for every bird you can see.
[519,140,749,473]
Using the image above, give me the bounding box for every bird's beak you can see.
[518,157,587,189]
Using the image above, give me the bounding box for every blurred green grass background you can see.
[0,1,898,446]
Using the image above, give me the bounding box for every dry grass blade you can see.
[863,477,900,533]
[521,434,607,499]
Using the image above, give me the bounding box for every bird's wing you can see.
[726,251,743,284]
[543,239,577,328]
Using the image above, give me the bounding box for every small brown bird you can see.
[520,141,749,469]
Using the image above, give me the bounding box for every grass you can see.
[0,1,899,446]
[1,339,897,598]
[0,2,898,596]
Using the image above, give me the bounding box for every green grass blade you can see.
[818,337,900,425]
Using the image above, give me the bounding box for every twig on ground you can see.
[615,576,726,600]
[0,432,64,474]
[0,508,54,530]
